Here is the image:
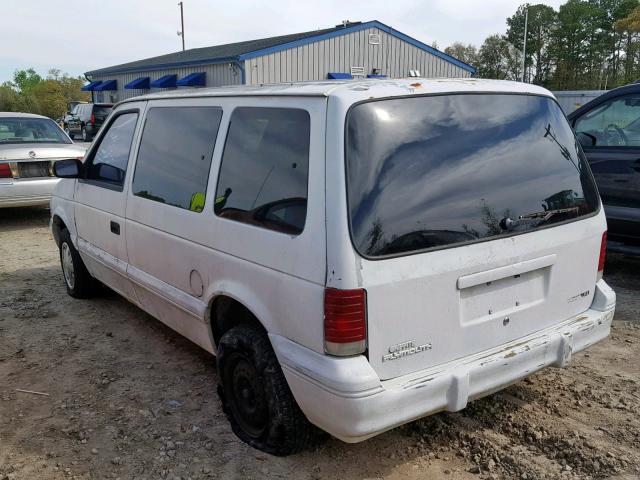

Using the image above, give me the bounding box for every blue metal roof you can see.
[150,74,177,88]
[327,72,353,80]
[177,72,206,87]
[81,80,102,91]
[86,20,475,77]
[94,79,117,91]
[125,76,150,89]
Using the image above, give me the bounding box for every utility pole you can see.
[521,7,528,83]
[178,2,185,51]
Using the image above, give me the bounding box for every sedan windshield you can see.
[0,117,71,144]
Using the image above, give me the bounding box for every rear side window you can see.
[93,106,113,119]
[346,94,600,258]
[85,112,138,187]
[214,107,310,235]
[132,107,222,212]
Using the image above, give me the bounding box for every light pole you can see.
[521,7,528,82]
[178,2,185,51]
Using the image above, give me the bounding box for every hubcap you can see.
[227,353,268,438]
[61,242,75,289]
[82,129,87,141]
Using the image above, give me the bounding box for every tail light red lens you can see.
[90,113,95,125]
[324,288,367,356]
[597,231,607,278]
[0,163,12,179]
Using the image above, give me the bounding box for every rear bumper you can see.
[271,280,616,443]
[0,178,59,208]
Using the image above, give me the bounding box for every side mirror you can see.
[577,131,596,147]
[54,159,83,178]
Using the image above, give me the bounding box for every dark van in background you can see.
[569,83,640,254]
[64,103,113,142]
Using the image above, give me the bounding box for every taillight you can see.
[0,163,12,179]
[597,231,607,281]
[90,113,95,125]
[324,288,367,356]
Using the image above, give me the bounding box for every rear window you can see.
[0,117,70,144]
[93,106,112,118]
[345,94,600,258]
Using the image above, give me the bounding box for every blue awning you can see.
[124,76,150,89]
[81,81,102,91]
[327,72,353,80]
[94,80,117,91]
[367,74,387,79]
[177,72,206,87]
[150,74,177,88]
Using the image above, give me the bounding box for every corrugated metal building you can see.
[551,90,607,114]
[83,20,475,102]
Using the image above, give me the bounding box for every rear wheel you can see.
[217,325,315,455]
[81,126,90,142]
[59,229,99,298]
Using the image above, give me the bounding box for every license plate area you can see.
[17,161,52,178]
[459,267,550,325]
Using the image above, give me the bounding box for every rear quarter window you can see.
[345,93,600,258]
[214,107,310,235]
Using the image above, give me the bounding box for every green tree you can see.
[11,68,43,93]
[29,80,68,119]
[506,4,558,85]
[0,85,21,111]
[444,42,479,67]
[615,4,640,83]
[1,68,89,118]
[477,35,514,79]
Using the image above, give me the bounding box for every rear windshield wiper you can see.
[500,207,579,231]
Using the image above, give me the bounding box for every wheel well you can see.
[52,215,67,230]
[210,296,266,346]
[51,215,68,247]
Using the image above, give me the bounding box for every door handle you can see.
[110,221,120,235]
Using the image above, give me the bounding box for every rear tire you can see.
[81,127,90,142]
[217,325,315,455]
[59,229,99,298]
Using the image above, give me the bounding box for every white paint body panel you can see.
[273,281,615,442]
[50,79,614,443]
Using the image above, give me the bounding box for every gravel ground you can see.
[1,207,639,480]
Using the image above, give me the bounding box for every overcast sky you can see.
[1,0,565,83]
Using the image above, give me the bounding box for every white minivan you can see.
[50,79,615,455]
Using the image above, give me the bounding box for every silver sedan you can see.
[0,112,87,208]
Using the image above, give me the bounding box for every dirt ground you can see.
[1,207,639,480]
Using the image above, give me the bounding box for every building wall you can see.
[244,27,471,85]
[89,62,243,102]
[551,90,606,114]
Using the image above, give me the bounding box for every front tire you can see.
[59,229,98,298]
[217,325,315,455]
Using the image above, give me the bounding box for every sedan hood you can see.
[0,143,87,161]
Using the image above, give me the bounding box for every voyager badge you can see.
[382,340,432,362]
